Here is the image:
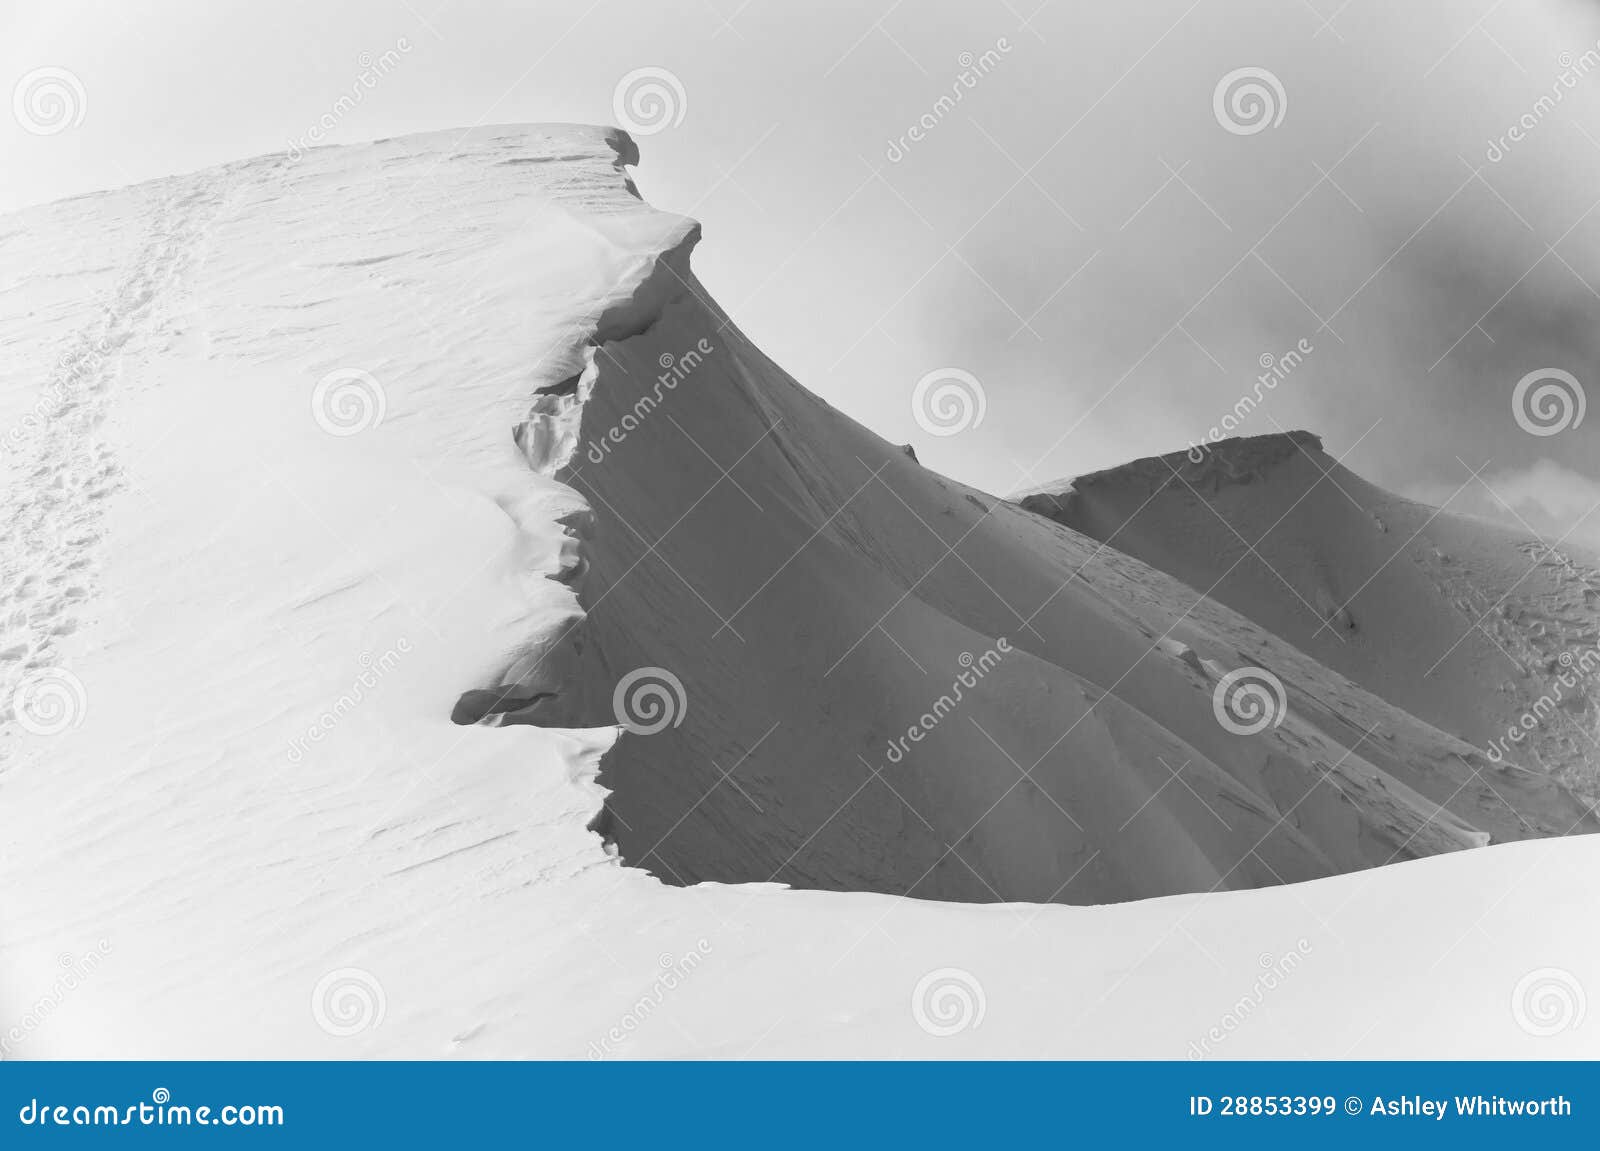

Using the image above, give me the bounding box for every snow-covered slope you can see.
[516,260,1597,904]
[1016,434,1600,801]
[0,127,1595,1058]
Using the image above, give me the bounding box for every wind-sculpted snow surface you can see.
[1,126,1596,1058]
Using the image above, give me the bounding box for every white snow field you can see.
[0,126,1595,1058]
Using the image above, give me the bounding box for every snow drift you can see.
[0,125,1595,1058]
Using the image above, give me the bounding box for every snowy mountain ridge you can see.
[0,125,1595,1058]
[1018,431,1600,802]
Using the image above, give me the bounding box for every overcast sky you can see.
[6,0,1600,546]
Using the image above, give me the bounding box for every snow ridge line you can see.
[512,222,702,479]
[1016,430,1326,511]
[452,215,701,731]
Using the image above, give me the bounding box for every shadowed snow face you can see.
[486,216,1596,904]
